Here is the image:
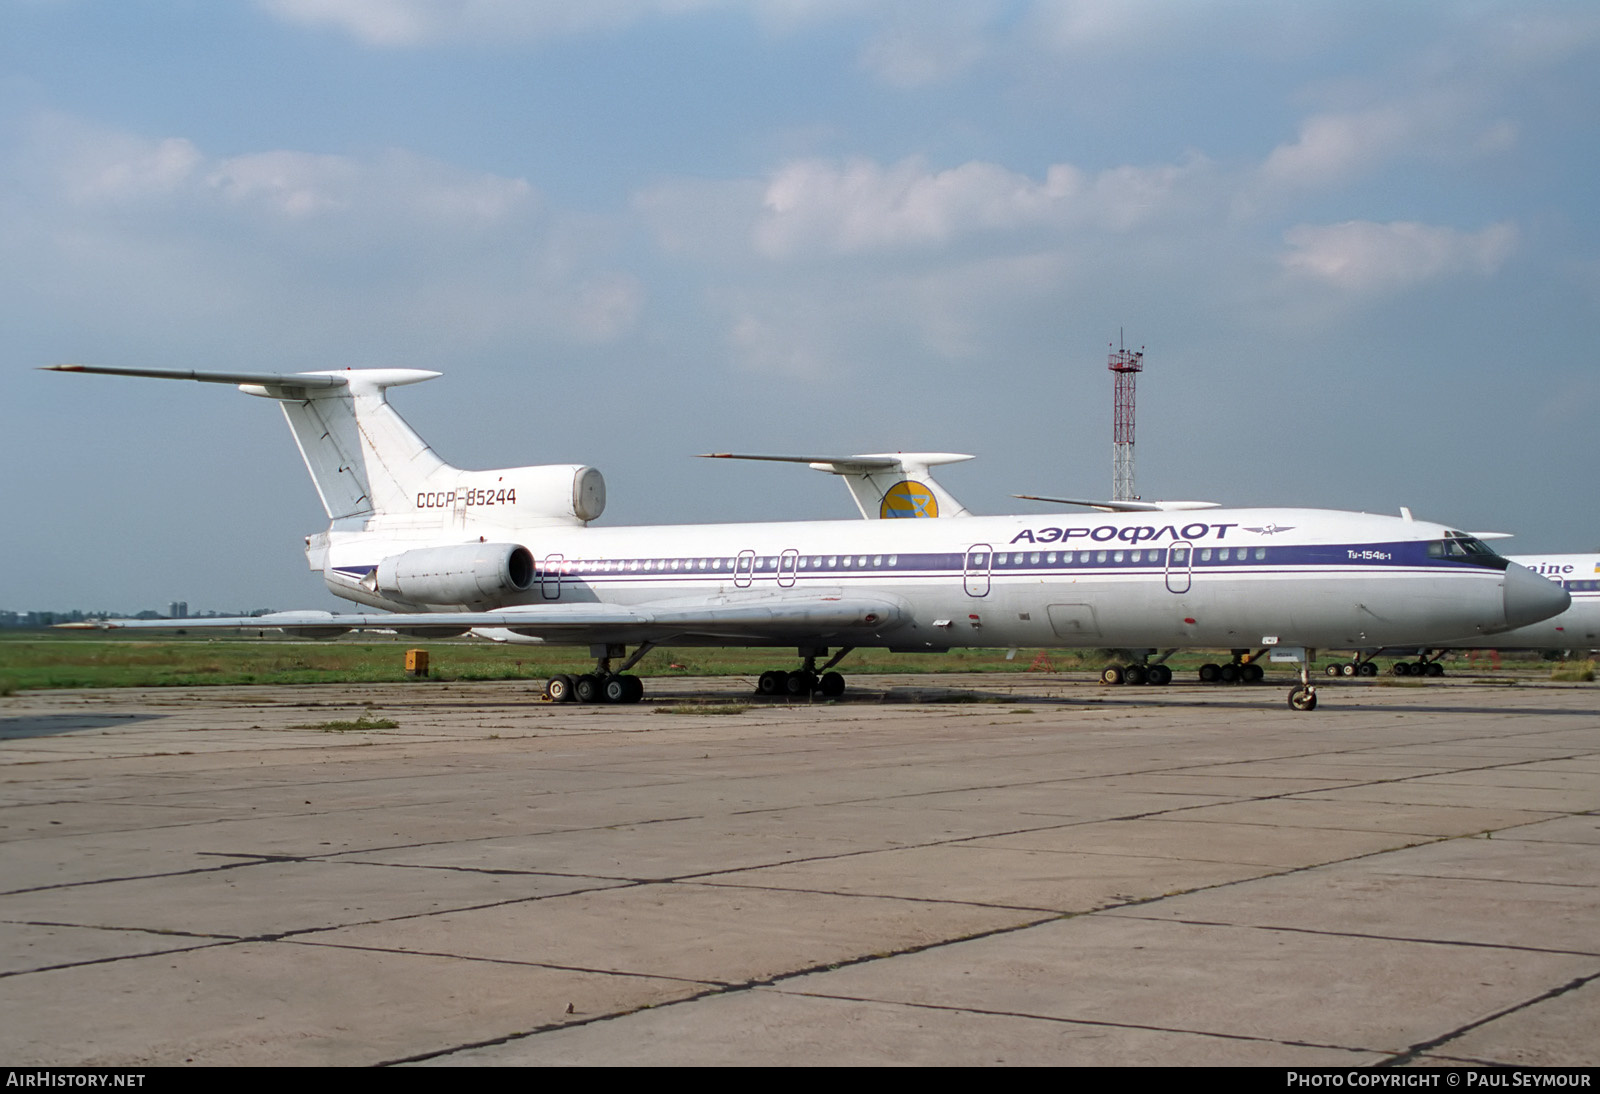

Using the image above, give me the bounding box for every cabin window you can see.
[873,555,883,567]
[1095,550,1107,564]
[1200,548,1212,562]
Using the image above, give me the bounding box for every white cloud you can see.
[258,0,724,47]
[48,126,202,204]
[1023,0,1197,52]
[1281,220,1518,292]
[8,115,636,352]
[1257,90,1520,197]
[755,157,1072,257]
[206,148,534,225]
[750,154,1211,258]
[854,2,999,88]
[207,150,361,218]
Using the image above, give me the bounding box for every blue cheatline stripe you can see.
[334,541,1506,582]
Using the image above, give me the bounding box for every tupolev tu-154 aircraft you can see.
[721,452,1596,681]
[46,364,1569,711]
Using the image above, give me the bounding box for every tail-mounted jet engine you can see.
[373,542,535,609]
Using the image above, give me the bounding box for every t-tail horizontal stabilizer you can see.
[699,452,973,519]
[45,364,608,539]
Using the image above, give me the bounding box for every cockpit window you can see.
[1428,534,1508,569]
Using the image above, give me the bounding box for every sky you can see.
[3,0,1598,613]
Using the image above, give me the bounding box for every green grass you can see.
[656,704,753,716]
[1550,659,1595,682]
[0,630,1570,693]
[0,633,1117,692]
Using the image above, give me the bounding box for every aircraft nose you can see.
[1502,563,1572,630]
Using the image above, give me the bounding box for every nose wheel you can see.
[1288,686,1318,711]
[1287,654,1318,712]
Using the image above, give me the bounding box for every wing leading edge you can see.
[64,595,907,644]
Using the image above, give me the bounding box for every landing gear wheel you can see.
[1219,663,1240,683]
[784,670,817,697]
[601,674,644,704]
[818,671,845,697]
[1326,664,1341,677]
[1426,662,1445,677]
[1243,663,1265,683]
[1198,663,1220,683]
[1100,665,1125,685]
[1391,662,1413,676]
[547,674,575,703]
[1147,664,1172,686]
[575,674,602,704]
[1359,662,1378,677]
[1123,664,1148,686]
[757,670,786,696]
[1288,686,1318,711]
[1341,662,1358,677]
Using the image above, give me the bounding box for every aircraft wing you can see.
[1013,494,1222,513]
[63,595,906,644]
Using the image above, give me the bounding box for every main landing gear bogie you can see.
[1196,661,1265,684]
[1325,660,1379,677]
[1100,663,1173,686]
[755,647,854,699]
[546,672,644,704]
[1391,660,1445,677]
[547,642,652,704]
[757,669,846,698]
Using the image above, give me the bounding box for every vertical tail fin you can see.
[255,370,449,520]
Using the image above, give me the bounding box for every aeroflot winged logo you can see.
[1243,523,1295,535]
[880,481,938,518]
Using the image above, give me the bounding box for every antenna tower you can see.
[1108,335,1144,502]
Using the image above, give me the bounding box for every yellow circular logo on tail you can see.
[880,480,938,519]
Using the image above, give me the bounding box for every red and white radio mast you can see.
[1108,336,1145,502]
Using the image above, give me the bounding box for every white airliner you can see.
[736,453,1596,680]
[47,365,1569,711]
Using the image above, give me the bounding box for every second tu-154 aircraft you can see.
[47,364,1569,711]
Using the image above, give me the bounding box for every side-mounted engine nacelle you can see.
[375,542,535,608]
